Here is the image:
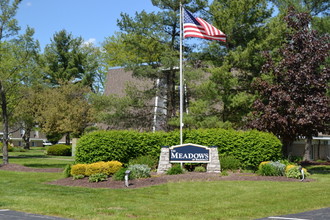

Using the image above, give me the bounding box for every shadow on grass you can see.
[7,155,50,159]
[22,163,68,168]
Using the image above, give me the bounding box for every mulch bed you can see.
[0,163,314,189]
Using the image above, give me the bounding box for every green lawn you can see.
[1,147,74,168]
[1,149,330,219]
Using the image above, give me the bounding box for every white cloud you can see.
[26,2,32,7]
[83,38,96,46]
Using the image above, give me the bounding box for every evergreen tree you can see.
[42,29,103,92]
[102,0,208,131]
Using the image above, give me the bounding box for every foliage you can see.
[112,168,134,181]
[166,164,185,175]
[0,0,39,164]
[127,164,151,179]
[8,146,26,152]
[101,0,208,130]
[76,129,282,169]
[35,84,94,143]
[194,166,206,172]
[63,164,72,178]
[88,173,108,183]
[72,174,85,180]
[71,161,122,177]
[70,164,87,176]
[42,29,103,92]
[46,144,71,156]
[285,165,310,179]
[220,155,241,171]
[75,130,171,164]
[129,155,158,170]
[250,7,330,159]
[258,161,286,176]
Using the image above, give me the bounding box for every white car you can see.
[43,140,52,146]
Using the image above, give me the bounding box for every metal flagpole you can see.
[179,3,183,145]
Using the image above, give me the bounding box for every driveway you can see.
[257,207,330,220]
[0,209,71,220]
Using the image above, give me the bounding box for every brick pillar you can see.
[157,146,172,174]
[207,146,221,173]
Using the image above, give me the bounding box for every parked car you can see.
[43,140,52,146]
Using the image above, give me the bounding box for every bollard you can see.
[125,170,131,187]
[299,166,305,181]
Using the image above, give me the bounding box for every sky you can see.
[16,0,160,49]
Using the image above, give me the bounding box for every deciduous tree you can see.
[250,7,330,160]
[0,0,39,164]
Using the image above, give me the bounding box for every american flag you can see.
[183,8,226,42]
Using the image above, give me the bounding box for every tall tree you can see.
[184,0,274,128]
[42,29,103,92]
[35,84,94,145]
[250,7,330,160]
[102,0,208,131]
[0,0,39,164]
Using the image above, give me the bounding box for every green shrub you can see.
[63,164,72,178]
[127,164,151,179]
[47,144,71,156]
[194,166,206,172]
[10,147,27,152]
[285,166,310,179]
[72,174,85,180]
[88,173,108,182]
[221,170,229,176]
[220,155,241,171]
[258,161,285,176]
[129,155,158,170]
[76,129,282,169]
[112,168,134,181]
[166,164,185,175]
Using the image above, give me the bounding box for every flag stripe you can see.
[183,8,226,42]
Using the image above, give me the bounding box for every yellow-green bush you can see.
[71,161,122,176]
[103,161,123,175]
[71,164,87,176]
[285,165,310,179]
[85,162,106,176]
[258,161,270,170]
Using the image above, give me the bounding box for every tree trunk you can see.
[165,69,176,131]
[22,127,31,150]
[65,132,70,145]
[303,137,313,161]
[0,81,9,164]
[281,137,293,158]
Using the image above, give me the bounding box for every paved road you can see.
[0,209,71,220]
[257,207,330,220]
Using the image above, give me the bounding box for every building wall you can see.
[291,139,330,160]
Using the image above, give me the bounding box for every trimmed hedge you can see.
[71,161,122,176]
[47,144,71,156]
[75,129,282,169]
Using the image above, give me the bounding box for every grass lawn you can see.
[1,147,74,168]
[1,149,330,219]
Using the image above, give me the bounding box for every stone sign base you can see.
[157,144,221,174]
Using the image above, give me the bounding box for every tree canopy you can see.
[250,7,330,159]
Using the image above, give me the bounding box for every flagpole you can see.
[179,3,183,145]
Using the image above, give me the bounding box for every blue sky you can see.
[16,0,160,49]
